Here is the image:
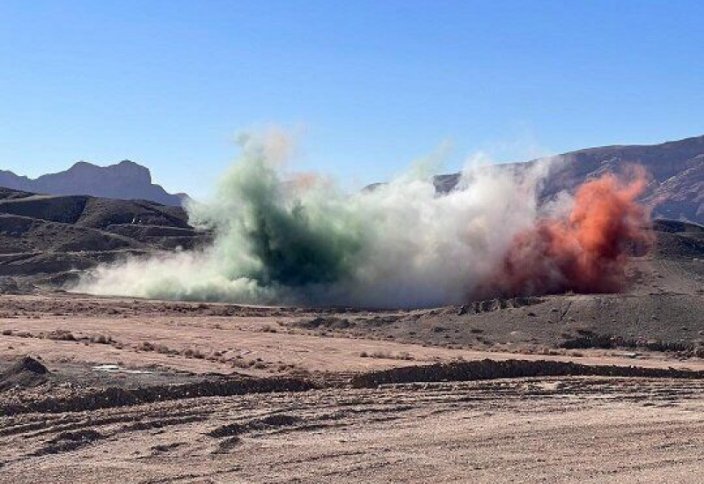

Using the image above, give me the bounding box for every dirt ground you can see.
[1,291,703,379]
[3,376,704,483]
[1,291,704,482]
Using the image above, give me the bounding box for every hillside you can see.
[0,160,186,206]
[0,187,209,289]
[433,134,704,224]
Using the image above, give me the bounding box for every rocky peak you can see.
[0,161,184,206]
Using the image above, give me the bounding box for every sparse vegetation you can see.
[89,334,114,344]
[44,329,76,341]
[183,348,205,359]
[138,341,155,352]
[560,333,697,354]
[359,350,414,360]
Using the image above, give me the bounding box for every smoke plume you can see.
[72,132,652,308]
[475,167,653,298]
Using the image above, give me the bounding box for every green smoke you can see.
[188,137,365,289]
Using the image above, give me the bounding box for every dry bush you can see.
[361,351,415,360]
[155,344,174,354]
[138,341,155,351]
[45,329,76,341]
[89,334,114,344]
[183,348,205,359]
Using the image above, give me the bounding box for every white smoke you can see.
[71,131,554,308]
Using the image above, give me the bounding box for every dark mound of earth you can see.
[0,356,49,392]
[1,375,316,415]
[350,358,704,388]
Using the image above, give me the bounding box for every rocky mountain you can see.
[0,160,186,207]
[433,134,704,224]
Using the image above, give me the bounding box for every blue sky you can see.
[1,1,703,197]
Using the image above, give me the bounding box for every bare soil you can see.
[1,286,704,482]
[3,375,704,483]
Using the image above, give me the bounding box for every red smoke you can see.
[477,168,653,298]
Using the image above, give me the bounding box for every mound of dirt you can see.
[0,356,49,392]
[1,375,316,416]
[350,358,704,388]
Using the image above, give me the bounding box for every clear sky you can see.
[1,1,703,197]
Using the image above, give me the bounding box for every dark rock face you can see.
[0,160,185,207]
[431,134,704,225]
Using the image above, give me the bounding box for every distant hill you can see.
[432,134,704,224]
[0,160,187,207]
[0,186,209,289]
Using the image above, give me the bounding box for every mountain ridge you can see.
[431,133,704,224]
[2,133,703,221]
[0,160,185,207]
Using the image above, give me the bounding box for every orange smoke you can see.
[476,168,653,298]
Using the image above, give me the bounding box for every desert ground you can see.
[2,277,704,483]
[4,371,704,483]
[0,217,703,482]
